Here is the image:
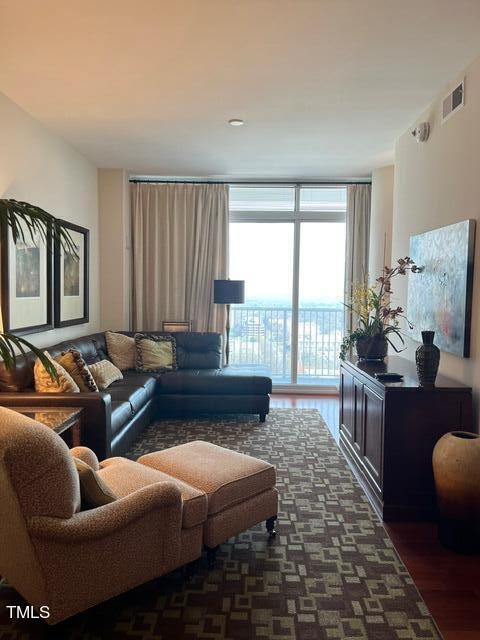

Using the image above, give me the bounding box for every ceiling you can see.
[1,0,480,179]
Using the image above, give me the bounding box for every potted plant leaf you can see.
[340,257,419,362]
[0,199,77,378]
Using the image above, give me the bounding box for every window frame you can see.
[228,184,346,392]
[230,184,346,223]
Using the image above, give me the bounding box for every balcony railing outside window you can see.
[230,305,344,384]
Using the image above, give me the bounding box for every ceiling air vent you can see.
[442,78,465,123]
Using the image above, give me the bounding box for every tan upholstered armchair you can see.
[0,408,196,625]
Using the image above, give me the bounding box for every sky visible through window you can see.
[229,222,345,307]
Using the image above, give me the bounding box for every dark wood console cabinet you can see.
[340,357,473,521]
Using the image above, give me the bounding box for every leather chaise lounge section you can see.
[0,331,272,460]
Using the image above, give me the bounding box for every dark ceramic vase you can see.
[416,330,440,387]
[355,335,388,361]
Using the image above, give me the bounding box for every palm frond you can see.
[0,332,59,380]
[0,199,78,256]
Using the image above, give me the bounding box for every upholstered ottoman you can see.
[138,441,278,566]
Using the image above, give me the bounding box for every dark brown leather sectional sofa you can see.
[0,331,272,460]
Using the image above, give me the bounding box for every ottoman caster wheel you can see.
[206,546,218,569]
[266,516,277,538]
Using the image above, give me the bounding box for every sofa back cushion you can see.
[174,332,222,369]
[0,354,36,392]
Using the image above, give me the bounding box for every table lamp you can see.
[213,279,245,366]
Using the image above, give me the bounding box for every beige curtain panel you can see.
[344,183,371,333]
[131,182,229,333]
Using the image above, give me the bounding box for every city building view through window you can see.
[229,186,346,387]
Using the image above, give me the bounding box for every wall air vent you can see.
[441,78,465,124]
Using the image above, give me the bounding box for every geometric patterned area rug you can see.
[0,409,441,639]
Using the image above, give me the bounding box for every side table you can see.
[6,407,84,448]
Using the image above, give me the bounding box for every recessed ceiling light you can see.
[228,118,244,126]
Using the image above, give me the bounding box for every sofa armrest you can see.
[28,482,182,542]
[0,392,112,460]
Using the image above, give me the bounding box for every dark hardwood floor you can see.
[271,392,480,640]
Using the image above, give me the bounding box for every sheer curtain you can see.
[131,182,229,332]
[344,183,371,333]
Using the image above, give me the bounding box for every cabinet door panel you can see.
[340,369,354,442]
[352,379,363,455]
[363,386,384,490]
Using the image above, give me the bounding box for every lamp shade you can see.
[213,280,245,304]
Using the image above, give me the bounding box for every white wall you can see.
[98,169,131,330]
[391,53,480,418]
[368,165,394,281]
[0,91,99,346]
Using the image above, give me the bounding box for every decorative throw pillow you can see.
[73,457,116,509]
[55,349,99,392]
[88,360,123,390]
[135,333,177,373]
[34,351,80,393]
[105,330,136,371]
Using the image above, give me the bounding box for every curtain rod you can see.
[129,178,372,185]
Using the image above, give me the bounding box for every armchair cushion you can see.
[70,446,99,470]
[73,458,116,509]
[98,457,207,529]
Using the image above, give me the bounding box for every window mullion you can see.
[291,187,301,386]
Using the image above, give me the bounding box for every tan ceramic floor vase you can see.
[432,430,480,553]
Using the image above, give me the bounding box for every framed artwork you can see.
[54,220,89,327]
[1,221,53,335]
[407,219,475,357]
[162,320,192,332]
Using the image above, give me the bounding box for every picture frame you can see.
[162,320,192,332]
[1,221,53,335]
[54,220,89,328]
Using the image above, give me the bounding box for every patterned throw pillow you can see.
[34,351,80,393]
[105,331,136,371]
[73,458,117,509]
[135,334,177,373]
[88,360,123,390]
[55,349,99,392]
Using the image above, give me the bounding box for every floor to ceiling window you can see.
[229,185,346,389]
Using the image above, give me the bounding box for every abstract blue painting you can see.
[407,219,475,357]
